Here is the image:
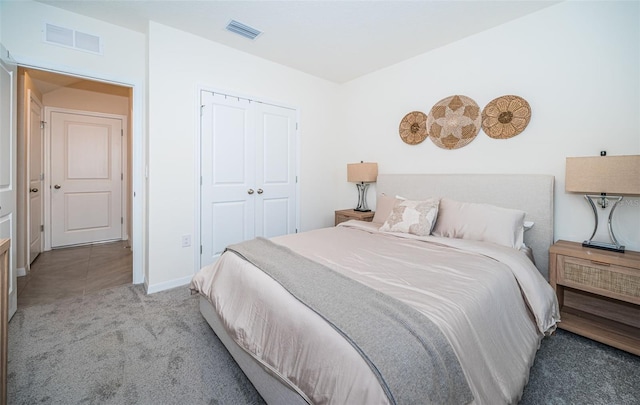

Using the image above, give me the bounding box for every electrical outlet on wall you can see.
[181,234,191,247]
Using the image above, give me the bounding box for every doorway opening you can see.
[16,67,135,304]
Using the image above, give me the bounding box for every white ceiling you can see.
[37,0,560,83]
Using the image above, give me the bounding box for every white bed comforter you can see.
[190,221,560,405]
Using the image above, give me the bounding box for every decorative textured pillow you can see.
[379,198,439,236]
[372,194,400,224]
[432,198,526,249]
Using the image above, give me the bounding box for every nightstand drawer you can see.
[557,255,640,305]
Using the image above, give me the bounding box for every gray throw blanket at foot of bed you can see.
[226,237,473,405]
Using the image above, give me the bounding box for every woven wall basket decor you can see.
[427,95,481,150]
[481,95,531,139]
[399,111,428,145]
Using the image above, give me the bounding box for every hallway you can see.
[16,241,132,307]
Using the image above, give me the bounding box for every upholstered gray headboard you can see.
[376,174,555,280]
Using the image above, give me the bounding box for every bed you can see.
[190,174,560,405]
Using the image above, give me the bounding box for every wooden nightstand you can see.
[549,240,640,355]
[334,209,375,226]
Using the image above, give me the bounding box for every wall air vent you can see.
[44,24,74,47]
[225,20,262,40]
[44,23,103,54]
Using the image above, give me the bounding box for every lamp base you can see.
[582,194,626,254]
[353,182,371,212]
[582,241,625,253]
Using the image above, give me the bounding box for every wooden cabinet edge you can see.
[334,209,374,226]
[0,238,9,405]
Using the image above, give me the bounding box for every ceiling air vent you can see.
[44,23,103,54]
[225,20,262,40]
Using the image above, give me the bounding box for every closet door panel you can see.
[201,92,255,266]
[255,103,297,238]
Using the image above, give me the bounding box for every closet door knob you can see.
[247,189,254,195]
[30,188,39,193]
[257,189,263,194]
[54,184,61,189]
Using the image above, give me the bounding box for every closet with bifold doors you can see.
[199,90,298,267]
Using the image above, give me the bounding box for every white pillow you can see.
[432,198,526,249]
[379,198,439,236]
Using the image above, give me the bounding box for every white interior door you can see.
[200,91,255,265]
[50,110,123,247]
[200,91,297,268]
[28,91,43,263]
[0,45,17,319]
[255,102,297,238]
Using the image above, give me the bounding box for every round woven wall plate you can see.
[399,111,428,145]
[427,95,481,150]
[481,95,531,139]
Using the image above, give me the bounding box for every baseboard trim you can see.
[17,267,27,277]
[145,275,192,294]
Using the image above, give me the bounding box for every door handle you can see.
[30,188,39,193]
[54,184,61,189]
[257,188,263,194]
[247,189,254,195]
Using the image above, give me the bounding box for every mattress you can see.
[191,221,559,404]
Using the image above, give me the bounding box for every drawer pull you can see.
[590,260,611,266]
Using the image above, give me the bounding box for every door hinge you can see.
[121,217,123,224]
[121,173,123,180]
[296,176,298,183]
[200,105,205,116]
[121,129,123,136]
[40,224,44,232]
[200,245,203,254]
[40,121,46,129]
[40,173,44,181]
[296,122,298,130]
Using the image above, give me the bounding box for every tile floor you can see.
[16,240,133,307]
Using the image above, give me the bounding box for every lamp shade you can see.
[347,162,378,183]
[565,155,640,195]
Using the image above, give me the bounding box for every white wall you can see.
[339,1,640,251]
[43,87,129,116]
[146,22,341,291]
[0,1,145,83]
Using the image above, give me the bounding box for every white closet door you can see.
[200,92,256,266]
[254,102,297,239]
[200,91,297,268]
